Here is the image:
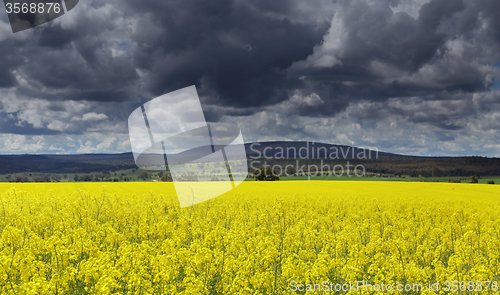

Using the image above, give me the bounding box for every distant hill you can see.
[243,141,406,159]
[0,141,498,177]
[0,153,136,174]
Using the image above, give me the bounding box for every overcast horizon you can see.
[1,0,500,157]
[0,139,499,158]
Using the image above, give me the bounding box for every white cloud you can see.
[290,13,345,69]
[0,134,46,153]
[81,112,109,121]
[389,0,432,19]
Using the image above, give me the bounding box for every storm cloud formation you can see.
[0,0,500,156]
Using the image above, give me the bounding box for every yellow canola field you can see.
[0,181,499,294]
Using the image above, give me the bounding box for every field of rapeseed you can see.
[0,181,499,294]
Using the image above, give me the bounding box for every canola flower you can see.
[0,181,499,294]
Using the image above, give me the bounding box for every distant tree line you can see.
[249,156,500,178]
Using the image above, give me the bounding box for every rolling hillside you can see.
[0,141,498,177]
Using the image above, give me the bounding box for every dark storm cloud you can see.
[124,0,329,108]
[286,0,500,116]
[0,69,16,88]
[0,116,61,135]
[37,25,76,48]
[0,38,22,88]
[21,39,139,94]
[2,0,500,155]
[4,0,498,112]
[1,0,332,127]
[0,2,140,109]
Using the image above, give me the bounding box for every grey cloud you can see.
[287,0,500,116]
[124,0,329,105]
[1,0,500,155]
[350,96,476,130]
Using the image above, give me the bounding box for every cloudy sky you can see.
[1,0,500,156]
